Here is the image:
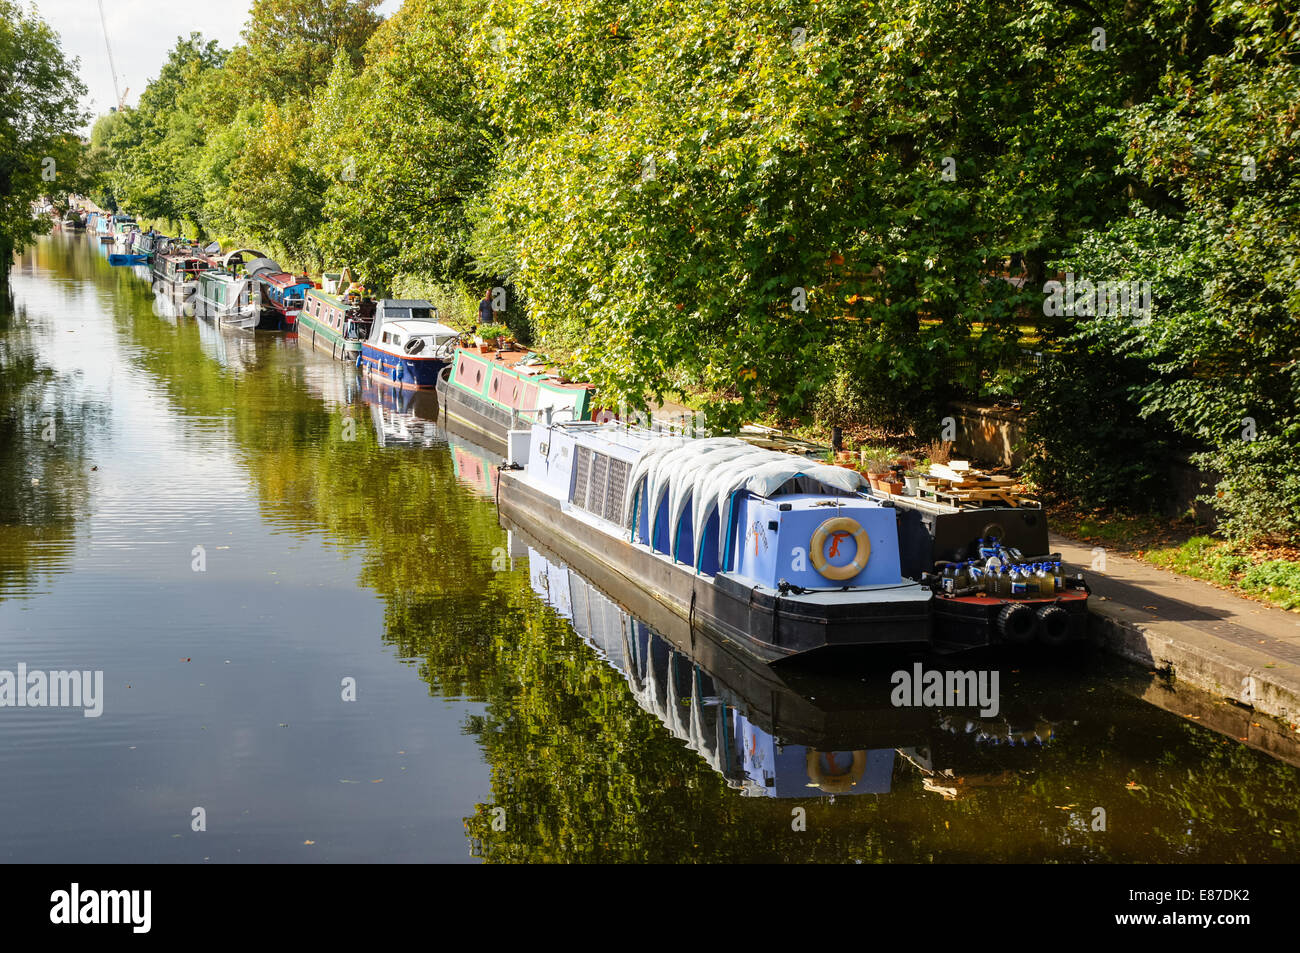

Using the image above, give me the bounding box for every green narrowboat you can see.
[296,276,376,360]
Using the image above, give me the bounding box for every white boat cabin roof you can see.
[372,319,460,345]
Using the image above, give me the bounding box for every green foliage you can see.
[84,0,1300,538]
[1019,342,1171,509]
[312,0,494,293]
[1194,439,1300,545]
[1041,0,1300,538]
[224,0,384,103]
[103,34,227,229]
[1146,536,1300,611]
[0,0,87,268]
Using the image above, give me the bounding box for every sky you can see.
[31,0,402,126]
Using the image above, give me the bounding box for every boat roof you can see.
[379,299,437,309]
[241,257,281,278]
[381,320,459,337]
[458,345,594,390]
[258,272,313,289]
[306,287,351,306]
[551,426,868,569]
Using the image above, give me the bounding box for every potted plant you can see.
[475,323,512,348]
[864,457,890,490]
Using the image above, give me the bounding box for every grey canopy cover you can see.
[623,437,864,568]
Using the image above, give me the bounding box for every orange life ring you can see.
[809,517,870,581]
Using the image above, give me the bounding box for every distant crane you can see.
[96,0,127,111]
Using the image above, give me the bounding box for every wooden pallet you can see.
[920,463,1039,508]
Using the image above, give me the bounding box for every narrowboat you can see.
[497,422,934,663]
[196,268,260,329]
[359,300,459,389]
[435,345,595,444]
[134,231,158,262]
[253,270,314,330]
[151,249,213,302]
[110,215,137,251]
[196,253,281,330]
[882,491,1090,648]
[296,271,375,360]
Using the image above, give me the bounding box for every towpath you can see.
[1053,533,1300,730]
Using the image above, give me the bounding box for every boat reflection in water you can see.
[194,311,262,374]
[360,376,445,449]
[508,517,1063,801]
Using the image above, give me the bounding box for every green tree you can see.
[0,0,87,276]
[224,0,384,104]
[312,0,495,293]
[104,34,227,230]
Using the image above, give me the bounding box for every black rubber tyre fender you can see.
[997,602,1038,644]
[1036,604,1073,647]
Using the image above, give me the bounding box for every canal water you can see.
[1,233,1297,863]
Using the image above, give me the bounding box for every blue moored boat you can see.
[359,299,460,389]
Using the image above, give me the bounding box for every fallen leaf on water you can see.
[339,779,358,784]
[180,658,190,662]
[371,779,383,783]
[278,723,288,727]
[1126,781,1144,790]
[303,840,315,846]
